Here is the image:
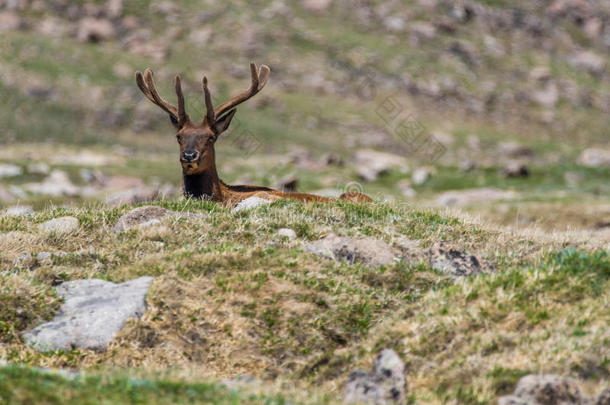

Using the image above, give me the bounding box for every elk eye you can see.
[176,135,182,142]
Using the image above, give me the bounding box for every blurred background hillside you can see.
[1,0,609,230]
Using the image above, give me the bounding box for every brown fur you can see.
[135,62,372,207]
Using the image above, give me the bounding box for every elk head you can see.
[135,62,270,175]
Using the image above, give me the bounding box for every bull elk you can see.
[135,62,371,207]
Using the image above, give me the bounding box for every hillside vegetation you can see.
[0,0,609,403]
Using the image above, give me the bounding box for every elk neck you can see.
[182,165,225,201]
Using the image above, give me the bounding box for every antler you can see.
[135,68,190,126]
[203,62,270,124]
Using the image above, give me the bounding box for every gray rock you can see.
[278,228,297,240]
[498,374,586,405]
[114,206,172,233]
[232,196,273,213]
[305,234,400,268]
[344,349,407,404]
[39,216,79,235]
[429,243,490,277]
[23,277,153,351]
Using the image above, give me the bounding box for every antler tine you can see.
[174,75,189,125]
[141,69,180,119]
[213,61,270,118]
[202,76,215,124]
[135,71,156,104]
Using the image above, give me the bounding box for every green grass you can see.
[0,365,296,405]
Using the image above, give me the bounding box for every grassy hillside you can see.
[1,200,609,403]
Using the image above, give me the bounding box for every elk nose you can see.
[182,150,199,162]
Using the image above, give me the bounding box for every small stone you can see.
[39,217,79,235]
[23,277,154,351]
[277,228,297,240]
[305,234,401,268]
[114,206,172,233]
[232,196,273,213]
[0,163,23,178]
[344,349,407,404]
[2,205,33,217]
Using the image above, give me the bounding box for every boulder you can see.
[305,234,401,268]
[429,243,490,277]
[23,277,153,351]
[39,217,79,235]
[344,349,407,404]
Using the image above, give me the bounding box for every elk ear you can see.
[169,114,180,129]
[213,108,237,136]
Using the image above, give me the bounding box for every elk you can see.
[135,62,371,207]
